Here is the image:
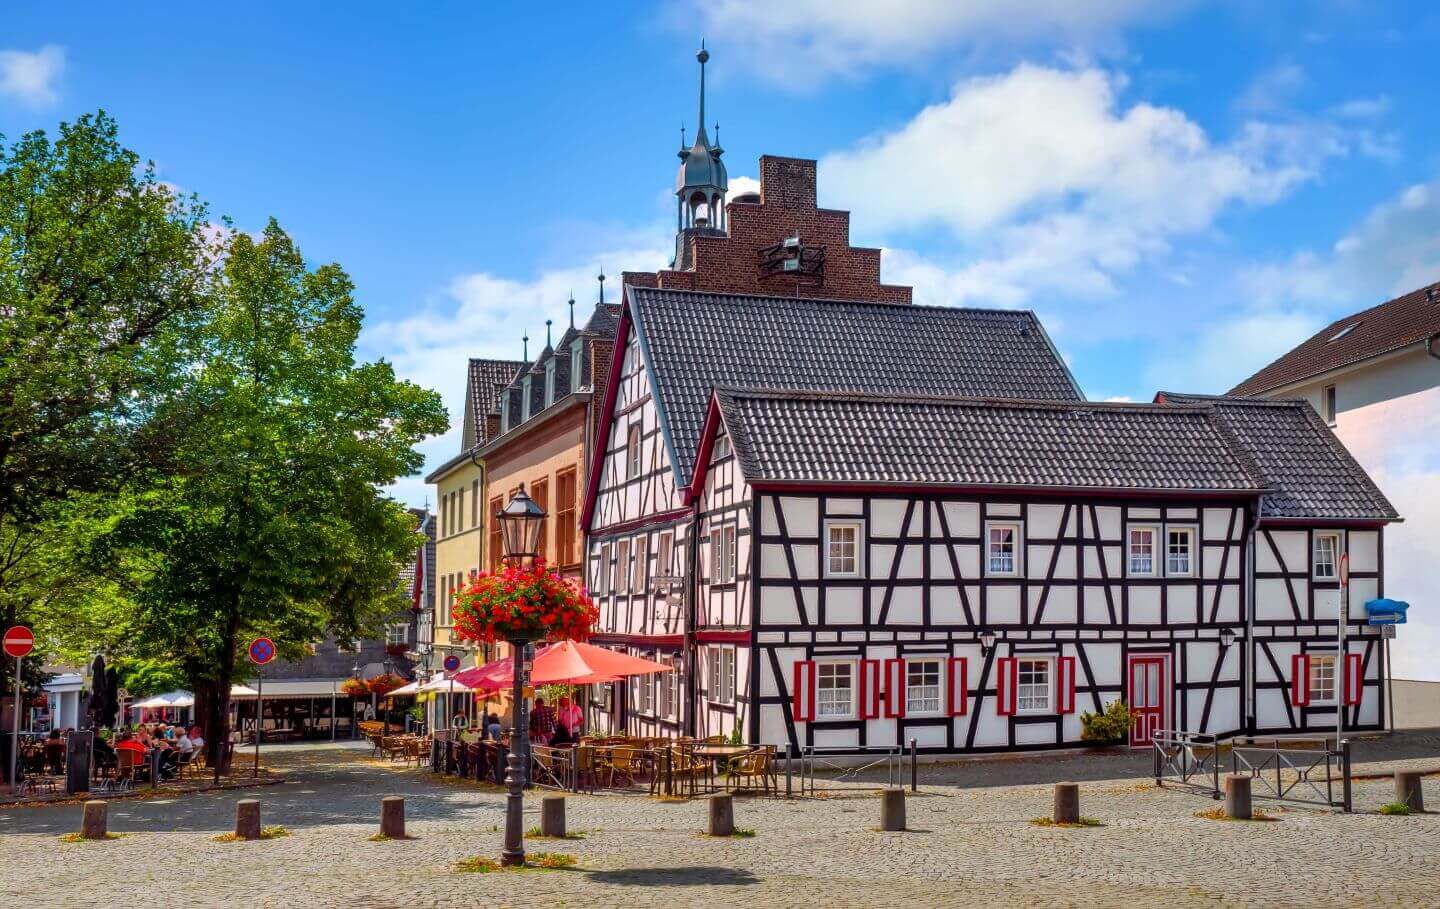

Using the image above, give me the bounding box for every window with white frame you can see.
[712,434,732,462]
[386,624,408,647]
[825,520,862,578]
[635,671,654,713]
[1309,653,1337,704]
[711,523,737,584]
[655,532,674,579]
[1128,526,1158,576]
[627,339,641,374]
[570,344,583,392]
[1313,532,1340,580]
[594,543,610,595]
[986,522,1022,576]
[708,646,736,705]
[521,375,532,421]
[816,662,855,718]
[1016,658,1052,713]
[658,659,676,717]
[626,424,641,479]
[544,359,556,406]
[613,540,631,593]
[631,535,647,591]
[906,659,943,715]
[1166,527,1195,577]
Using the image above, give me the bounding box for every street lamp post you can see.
[495,484,546,868]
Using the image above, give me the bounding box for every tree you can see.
[0,112,217,678]
[84,221,446,773]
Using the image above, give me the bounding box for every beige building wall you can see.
[432,457,487,666]
[485,404,587,582]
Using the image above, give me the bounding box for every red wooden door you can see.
[1128,655,1167,747]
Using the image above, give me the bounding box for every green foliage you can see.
[0,112,217,527]
[1380,802,1414,816]
[1080,698,1135,745]
[727,723,743,746]
[538,684,572,704]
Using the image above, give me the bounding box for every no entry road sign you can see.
[247,637,277,666]
[2,626,34,659]
[443,654,461,672]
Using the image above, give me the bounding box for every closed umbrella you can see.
[86,656,107,726]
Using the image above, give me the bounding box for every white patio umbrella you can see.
[385,680,424,697]
[133,690,195,709]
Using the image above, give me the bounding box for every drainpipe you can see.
[684,500,701,738]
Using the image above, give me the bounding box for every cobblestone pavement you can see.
[2,739,1439,909]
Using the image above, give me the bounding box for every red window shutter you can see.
[884,658,906,718]
[793,660,816,722]
[948,657,968,716]
[1344,653,1363,706]
[1290,654,1311,707]
[996,657,1016,716]
[1059,656,1077,714]
[859,659,881,719]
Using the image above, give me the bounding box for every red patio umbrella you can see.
[452,640,673,692]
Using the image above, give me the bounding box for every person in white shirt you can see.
[176,732,194,754]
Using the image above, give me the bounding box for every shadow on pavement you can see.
[586,866,759,887]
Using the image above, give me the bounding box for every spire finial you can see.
[597,270,606,306]
[696,40,709,142]
[568,294,575,329]
[522,332,529,361]
[545,319,552,347]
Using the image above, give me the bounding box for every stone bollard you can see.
[1053,783,1080,824]
[80,800,108,840]
[380,796,406,838]
[707,793,735,836]
[540,795,566,838]
[235,799,262,840]
[1395,771,1425,812]
[1224,774,1253,819]
[879,788,906,831]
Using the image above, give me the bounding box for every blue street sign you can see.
[443,654,461,672]
[247,637,277,665]
[1364,598,1409,626]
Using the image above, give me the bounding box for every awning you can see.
[453,640,673,692]
[133,690,194,709]
[232,679,344,699]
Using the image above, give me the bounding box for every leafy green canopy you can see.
[89,221,446,701]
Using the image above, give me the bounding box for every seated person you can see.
[188,726,206,755]
[114,732,146,761]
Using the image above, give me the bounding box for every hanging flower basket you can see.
[451,558,598,646]
[366,673,406,697]
[340,677,369,698]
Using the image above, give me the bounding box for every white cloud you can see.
[1235,62,1306,114]
[0,45,64,106]
[1329,95,1391,120]
[685,0,1190,85]
[365,234,670,507]
[1241,178,1440,308]
[1144,309,1326,394]
[821,65,1347,312]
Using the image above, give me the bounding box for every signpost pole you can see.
[9,654,21,794]
[254,668,263,779]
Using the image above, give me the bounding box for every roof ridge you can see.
[627,283,1041,319]
[720,386,1206,412]
[1159,391,1311,409]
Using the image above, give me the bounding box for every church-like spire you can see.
[674,42,729,267]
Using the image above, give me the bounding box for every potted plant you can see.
[340,677,369,699]
[366,673,406,698]
[450,559,598,647]
[1079,698,1136,749]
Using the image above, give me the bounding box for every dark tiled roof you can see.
[1157,393,1399,521]
[466,358,525,446]
[397,510,436,608]
[714,389,1261,494]
[583,302,622,337]
[1229,280,1440,395]
[629,286,1084,486]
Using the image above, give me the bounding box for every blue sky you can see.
[6,1,1440,509]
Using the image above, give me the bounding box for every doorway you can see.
[1127,654,1168,747]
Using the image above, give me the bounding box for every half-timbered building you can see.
[574,48,1399,755]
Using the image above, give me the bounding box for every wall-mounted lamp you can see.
[1219,628,1237,649]
[979,630,997,656]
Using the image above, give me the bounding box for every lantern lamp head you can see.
[1219,628,1237,649]
[979,630,997,655]
[497,483,547,561]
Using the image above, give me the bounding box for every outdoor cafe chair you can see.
[725,746,776,795]
[100,750,136,793]
[600,747,642,788]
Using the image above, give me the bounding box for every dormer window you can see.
[500,391,511,434]
[544,359,557,407]
[521,376,532,421]
[570,344,584,392]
